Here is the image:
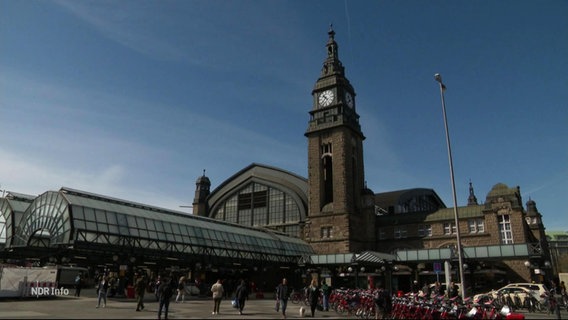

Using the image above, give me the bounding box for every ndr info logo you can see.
[31,281,70,298]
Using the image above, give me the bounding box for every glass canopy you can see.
[11,187,314,264]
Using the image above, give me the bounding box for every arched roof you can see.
[10,187,314,264]
[0,192,35,247]
[208,163,308,220]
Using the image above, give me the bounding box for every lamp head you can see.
[434,73,442,83]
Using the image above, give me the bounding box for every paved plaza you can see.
[0,288,351,319]
[0,288,566,319]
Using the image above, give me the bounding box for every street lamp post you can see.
[434,73,466,299]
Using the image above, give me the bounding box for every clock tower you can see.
[304,27,376,254]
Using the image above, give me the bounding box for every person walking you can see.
[374,288,392,320]
[307,279,320,318]
[448,281,459,298]
[154,275,162,301]
[157,277,174,320]
[235,279,249,315]
[176,276,186,303]
[321,280,331,311]
[211,279,224,315]
[276,278,290,319]
[95,275,109,308]
[134,272,147,311]
[421,282,430,298]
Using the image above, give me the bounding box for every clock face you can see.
[318,90,334,107]
[345,92,354,108]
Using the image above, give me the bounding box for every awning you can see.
[354,251,397,264]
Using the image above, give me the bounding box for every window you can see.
[468,218,485,233]
[321,226,332,239]
[418,224,432,237]
[499,214,514,244]
[443,222,456,235]
[378,229,386,240]
[321,143,332,155]
[212,182,302,238]
[394,227,407,239]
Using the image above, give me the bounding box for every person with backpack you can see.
[157,277,174,320]
[321,280,331,311]
[234,279,249,315]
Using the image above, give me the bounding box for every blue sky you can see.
[1,1,567,231]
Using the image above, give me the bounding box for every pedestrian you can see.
[374,288,392,320]
[176,276,186,303]
[448,281,459,298]
[211,279,224,315]
[307,279,320,317]
[154,275,162,301]
[74,273,83,297]
[95,275,109,308]
[235,279,249,315]
[433,281,442,296]
[321,280,331,311]
[134,272,147,311]
[276,278,290,319]
[158,277,174,320]
[411,280,419,294]
[421,282,430,297]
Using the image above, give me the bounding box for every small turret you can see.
[192,170,210,216]
[525,198,541,226]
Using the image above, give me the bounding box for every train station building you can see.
[0,28,553,293]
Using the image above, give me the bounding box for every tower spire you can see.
[320,24,344,78]
[467,180,478,206]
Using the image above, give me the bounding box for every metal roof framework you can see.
[8,187,314,266]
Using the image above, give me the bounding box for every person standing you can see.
[134,273,147,311]
[235,279,249,315]
[276,278,290,319]
[176,276,186,303]
[74,273,83,297]
[307,279,320,318]
[96,275,109,308]
[211,279,224,315]
[158,277,174,320]
[321,280,331,311]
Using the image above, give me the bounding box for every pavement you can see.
[0,288,351,319]
[0,288,566,319]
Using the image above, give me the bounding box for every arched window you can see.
[212,182,302,237]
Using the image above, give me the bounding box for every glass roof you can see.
[13,187,314,262]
